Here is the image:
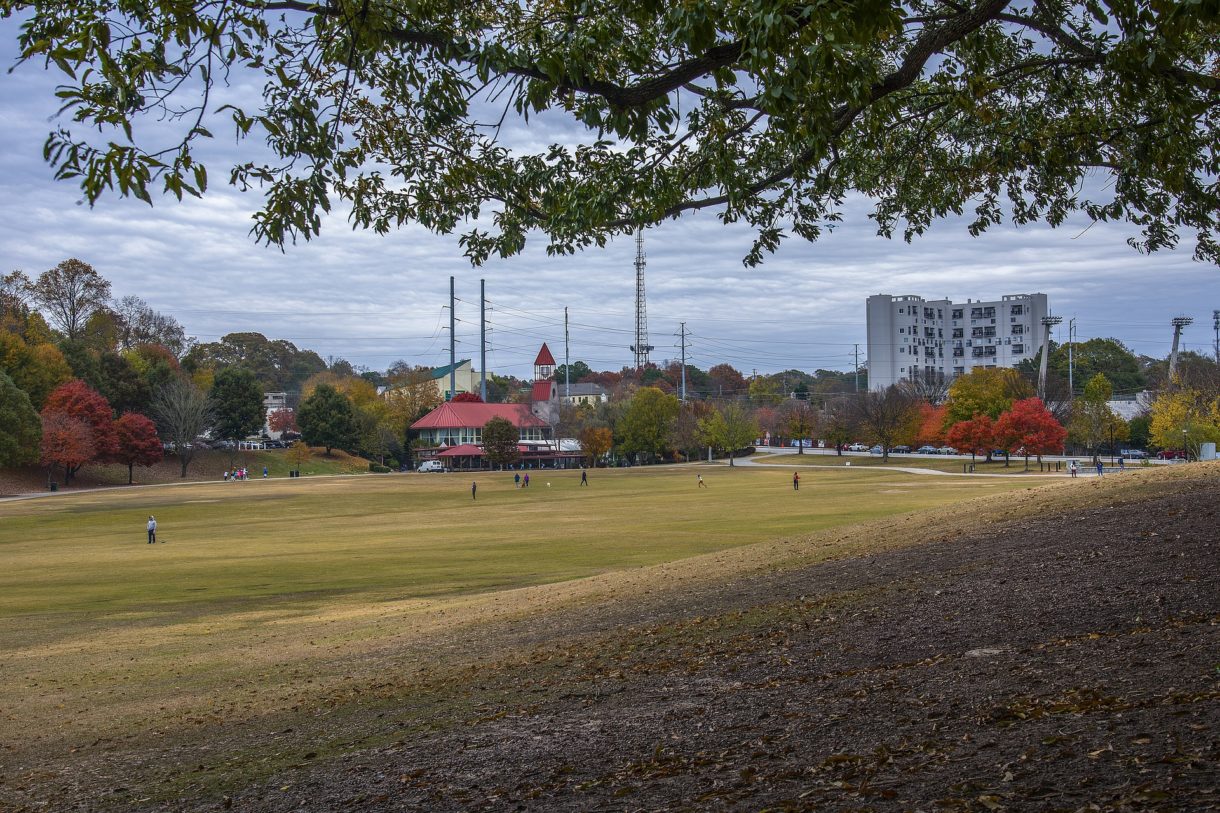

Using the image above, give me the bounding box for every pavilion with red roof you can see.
[410,394,580,470]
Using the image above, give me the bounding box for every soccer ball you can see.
[547,482,551,487]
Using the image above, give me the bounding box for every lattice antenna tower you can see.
[630,230,654,370]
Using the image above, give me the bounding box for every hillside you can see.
[1,463,1214,811]
[0,447,372,496]
[182,465,1217,812]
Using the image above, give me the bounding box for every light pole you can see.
[1183,428,1189,461]
[1068,317,1076,396]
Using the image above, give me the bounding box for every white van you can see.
[416,460,445,473]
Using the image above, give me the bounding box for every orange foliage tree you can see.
[40,412,95,485]
[994,398,1067,469]
[945,414,996,462]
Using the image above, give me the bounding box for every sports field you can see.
[0,464,1053,804]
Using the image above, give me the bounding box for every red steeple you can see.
[534,343,556,366]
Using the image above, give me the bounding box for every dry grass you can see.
[1,462,1210,806]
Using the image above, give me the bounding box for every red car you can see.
[1156,450,1186,460]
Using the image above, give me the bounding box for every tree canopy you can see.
[15,0,1216,264]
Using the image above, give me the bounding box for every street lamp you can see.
[1183,428,1189,461]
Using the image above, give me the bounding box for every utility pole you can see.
[678,322,688,402]
[854,341,863,393]
[564,307,570,400]
[479,278,487,402]
[449,275,456,401]
[1067,317,1075,397]
[1038,315,1062,400]
[1169,316,1193,382]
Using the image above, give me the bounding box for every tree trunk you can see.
[128,462,134,484]
[798,440,804,455]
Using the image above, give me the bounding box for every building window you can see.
[952,309,963,319]
[1011,304,1024,315]
[1013,344,1024,354]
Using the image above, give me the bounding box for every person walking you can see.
[471,480,477,500]
[1096,460,1104,477]
[263,466,269,478]
[1069,460,1078,478]
[697,474,706,488]
[147,515,157,544]
[580,468,588,486]
[793,471,800,491]
[1118,456,1125,472]
[523,473,530,488]
[514,472,521,488]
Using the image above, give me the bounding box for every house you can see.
[263,392,289,438]
[559,383,608,406]
[429,359,480,400]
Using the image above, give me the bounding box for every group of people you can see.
[472,468,592,499]
[223,466,269,481]
[1068,458,1127,478]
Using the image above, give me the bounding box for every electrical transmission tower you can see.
[630,230,654,370]
[1213,310,1219,364]
[1037,315,1062,400]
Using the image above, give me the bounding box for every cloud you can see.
[1,25,1214,381]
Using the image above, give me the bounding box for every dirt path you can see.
[147,469,1217,812]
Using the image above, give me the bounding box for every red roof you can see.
[534,343,556,366]
[437,443,484,457]
[531,380,555,402]
[411,402,546,430]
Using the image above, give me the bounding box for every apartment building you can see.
[866,293,1049,390]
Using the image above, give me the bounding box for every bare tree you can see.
[899,371,951,405]
[31,259,111,341]
[113,295,190,355]
[852,385,919,461]
[151,376,212,477]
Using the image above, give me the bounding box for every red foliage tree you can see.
[945,414,996,462]
[114,412,163,484]
[994,397,1067,469]
[40,412,95,485]
[915,402,948,447]
[42,379,118,462]
[268,407,297,433]
[450,392,484,403]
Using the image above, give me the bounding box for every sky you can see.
[1,19,1216,382]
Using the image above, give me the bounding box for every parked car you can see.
[1156,450,1186,460]
[869,444,884,454]
[937,446,959,455]
[417,460,446,472]
[892,445,912,454]
[1120,449,1149,459]
[916,445,939,454]
[991,449,1009,457]
[848,443,870,452]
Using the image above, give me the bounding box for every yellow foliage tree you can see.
[1149,388,1220,459]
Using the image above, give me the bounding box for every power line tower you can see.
[1213,310,1219,364]
[1169,316,1193,381]
[629,230,654,370]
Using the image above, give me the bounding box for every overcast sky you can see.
[1,20,1216,381]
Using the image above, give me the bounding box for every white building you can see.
[866,293,1049,390]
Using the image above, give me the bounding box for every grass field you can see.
[0,463,1073,805]
[751,449,1082,473]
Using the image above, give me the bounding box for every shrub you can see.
[369,463,391,473]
